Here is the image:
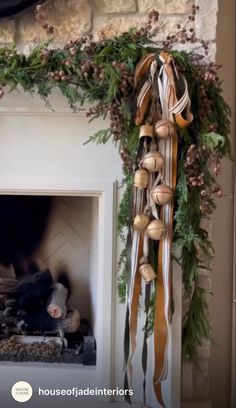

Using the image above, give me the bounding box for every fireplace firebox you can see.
[0,195,99,366]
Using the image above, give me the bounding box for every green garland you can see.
[0,7,231,361]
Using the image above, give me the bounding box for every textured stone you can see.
[153,15,187,41]
[172,41,217,64]
[138,0,164,13]
[182,362,193,399]
[195,0,218,41]
[0,20,15,44]
[93,15,146,39]
[195,0,218,16]
[19,0,92,44]
[163,0,193,14]
[204,42,217,63]
[95,0,136,13]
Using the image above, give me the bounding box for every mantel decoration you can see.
[0,4,231,407]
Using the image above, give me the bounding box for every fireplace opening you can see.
[0,195,98,366]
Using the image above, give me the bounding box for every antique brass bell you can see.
[133,213,150,231]
[142,150,163,173]
[139,262,156,282]
[134,169,149,189]
[151,184,173,206]
[155,119,176,139]
[139,124,153,140]
[146,219,165,240]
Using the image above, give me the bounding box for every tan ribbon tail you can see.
[128,234,143,384]
[153,238,167,408]
[153,135,178,407]
[168,132,178,321]
[155,383,167,408]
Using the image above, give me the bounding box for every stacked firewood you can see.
[0,270,80,336]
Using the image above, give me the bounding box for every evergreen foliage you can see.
[0,8,231,361]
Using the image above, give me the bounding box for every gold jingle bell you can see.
[134,169,149,189]
[142,151,163,173]
[146,219,165,240]
[133,213,150,231]
[139,124,153,140]
[151,184,173,206]
[155,119,176,139]
[139,263,156,282]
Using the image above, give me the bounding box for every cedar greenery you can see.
[0,6,231,361]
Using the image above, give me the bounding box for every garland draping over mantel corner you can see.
[0,5,232,407]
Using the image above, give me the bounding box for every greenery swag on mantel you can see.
[0,5,231,363]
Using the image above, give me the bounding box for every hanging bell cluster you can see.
[125,51,193,407]
[132,119,176,283]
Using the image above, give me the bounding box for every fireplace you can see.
[0,88,122,398]
[0,194,100,366]
[0,89,182,407]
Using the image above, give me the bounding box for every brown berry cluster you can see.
[208,150,222,177]
[47,70,69,81]
[202,62,221,84]
[119,148,133,170]
[112,61,133,96]
[86,102,105,118]
[185,144,223,217]
[163,5,209,55]
[198,85,216,124]
[109,102,125,142]
[40,48,52,63]
[63,40,82,67]
[80,34,97,56]
[81,60,105,81]
[36,5,54,35]
[185,144,206,186]
[199,198,213,217]
[131,9,160,39]
[145,9,159,31]
[199,184,222,217]
[86,101,125,143]
[64,39,79,53]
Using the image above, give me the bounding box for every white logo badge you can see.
[11,381,33,403]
